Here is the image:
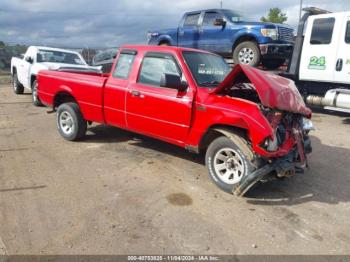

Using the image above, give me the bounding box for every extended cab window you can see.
[310,18,335,45]
[203,12,223,26]
[184,13,200,27]
[112,51,136,79]
[138,53,181,88]
[345,21,350,44]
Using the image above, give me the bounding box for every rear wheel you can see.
[57,102,87,141]
[262,58,285,70]
[31,80,43,106]
[159,42,170,46]
[205,135,256,194]
[233,41,261,67]
[12,72,24,94]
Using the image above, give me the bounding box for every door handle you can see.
[130,90,144,98]
[131,90,140,96]
[336,58,343,71]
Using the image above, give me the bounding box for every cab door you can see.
[178,13,201,49]
[198,11,231,55]
[126,52,193,145]
[299,13,342,82]
[103,50,137,128]
[333,14,350,84]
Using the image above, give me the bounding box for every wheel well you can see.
[54,92,77,109]
[199,125,249,153]
[233,35,258,52]
[30,75,36,88]
[159,40,170,46]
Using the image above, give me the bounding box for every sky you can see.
[1,0,350,48]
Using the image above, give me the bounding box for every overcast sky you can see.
[1,0,350,48]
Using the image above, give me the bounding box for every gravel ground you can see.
[0,83,349,255]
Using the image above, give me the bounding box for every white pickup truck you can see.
[11,46,101,106]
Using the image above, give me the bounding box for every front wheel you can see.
[205,135,256,194]
[57,102,87,141]
[12,72,24,94]
[233,41,261,67]
[31,80,43,106]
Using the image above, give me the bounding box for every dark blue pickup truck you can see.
[147,9,294,69]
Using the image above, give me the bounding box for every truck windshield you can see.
[222,10,245,22]
[182,51,231,87]
[37,49,85,65]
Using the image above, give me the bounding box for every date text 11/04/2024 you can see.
[127,255,220,261]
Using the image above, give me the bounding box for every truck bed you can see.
[38,70,109,123]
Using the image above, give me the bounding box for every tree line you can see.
[0,42,27,71]
[260,8,288,24]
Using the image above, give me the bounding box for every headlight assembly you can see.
[261,28,278,40]
[302,117,315,131]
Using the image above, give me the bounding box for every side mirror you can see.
[160,73,188,92]
[213,18,226,27]
[25,56,33,64]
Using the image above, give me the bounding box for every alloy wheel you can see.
[213,148,245,184]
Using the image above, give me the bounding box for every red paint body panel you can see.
[37,45,311,158]
[38,70,107,123]
[187,89,273,146]
[211,64,312,117]
[103,77,129,129]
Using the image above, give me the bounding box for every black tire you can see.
[205,135,256,194]
[262,58,285,70]
[159,42,170,46]
[233,41,261,67]
[31,80,43,106]
[56,102,87,141]
[12,72,24,94]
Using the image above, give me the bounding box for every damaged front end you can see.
[234,111,314,196]
[210,64,314,196]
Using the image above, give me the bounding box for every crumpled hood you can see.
[210,64,312,117]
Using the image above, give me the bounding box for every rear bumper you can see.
[259,43,294,59]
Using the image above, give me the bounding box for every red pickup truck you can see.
[37,45,313,196]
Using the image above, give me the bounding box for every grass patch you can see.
[0,74,11,85]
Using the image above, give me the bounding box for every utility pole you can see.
[84,44,90,64]
[220,0,223,9]
[299,0,303,22]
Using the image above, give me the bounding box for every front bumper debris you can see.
[234,133,312,197]
[233,156,297,197]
